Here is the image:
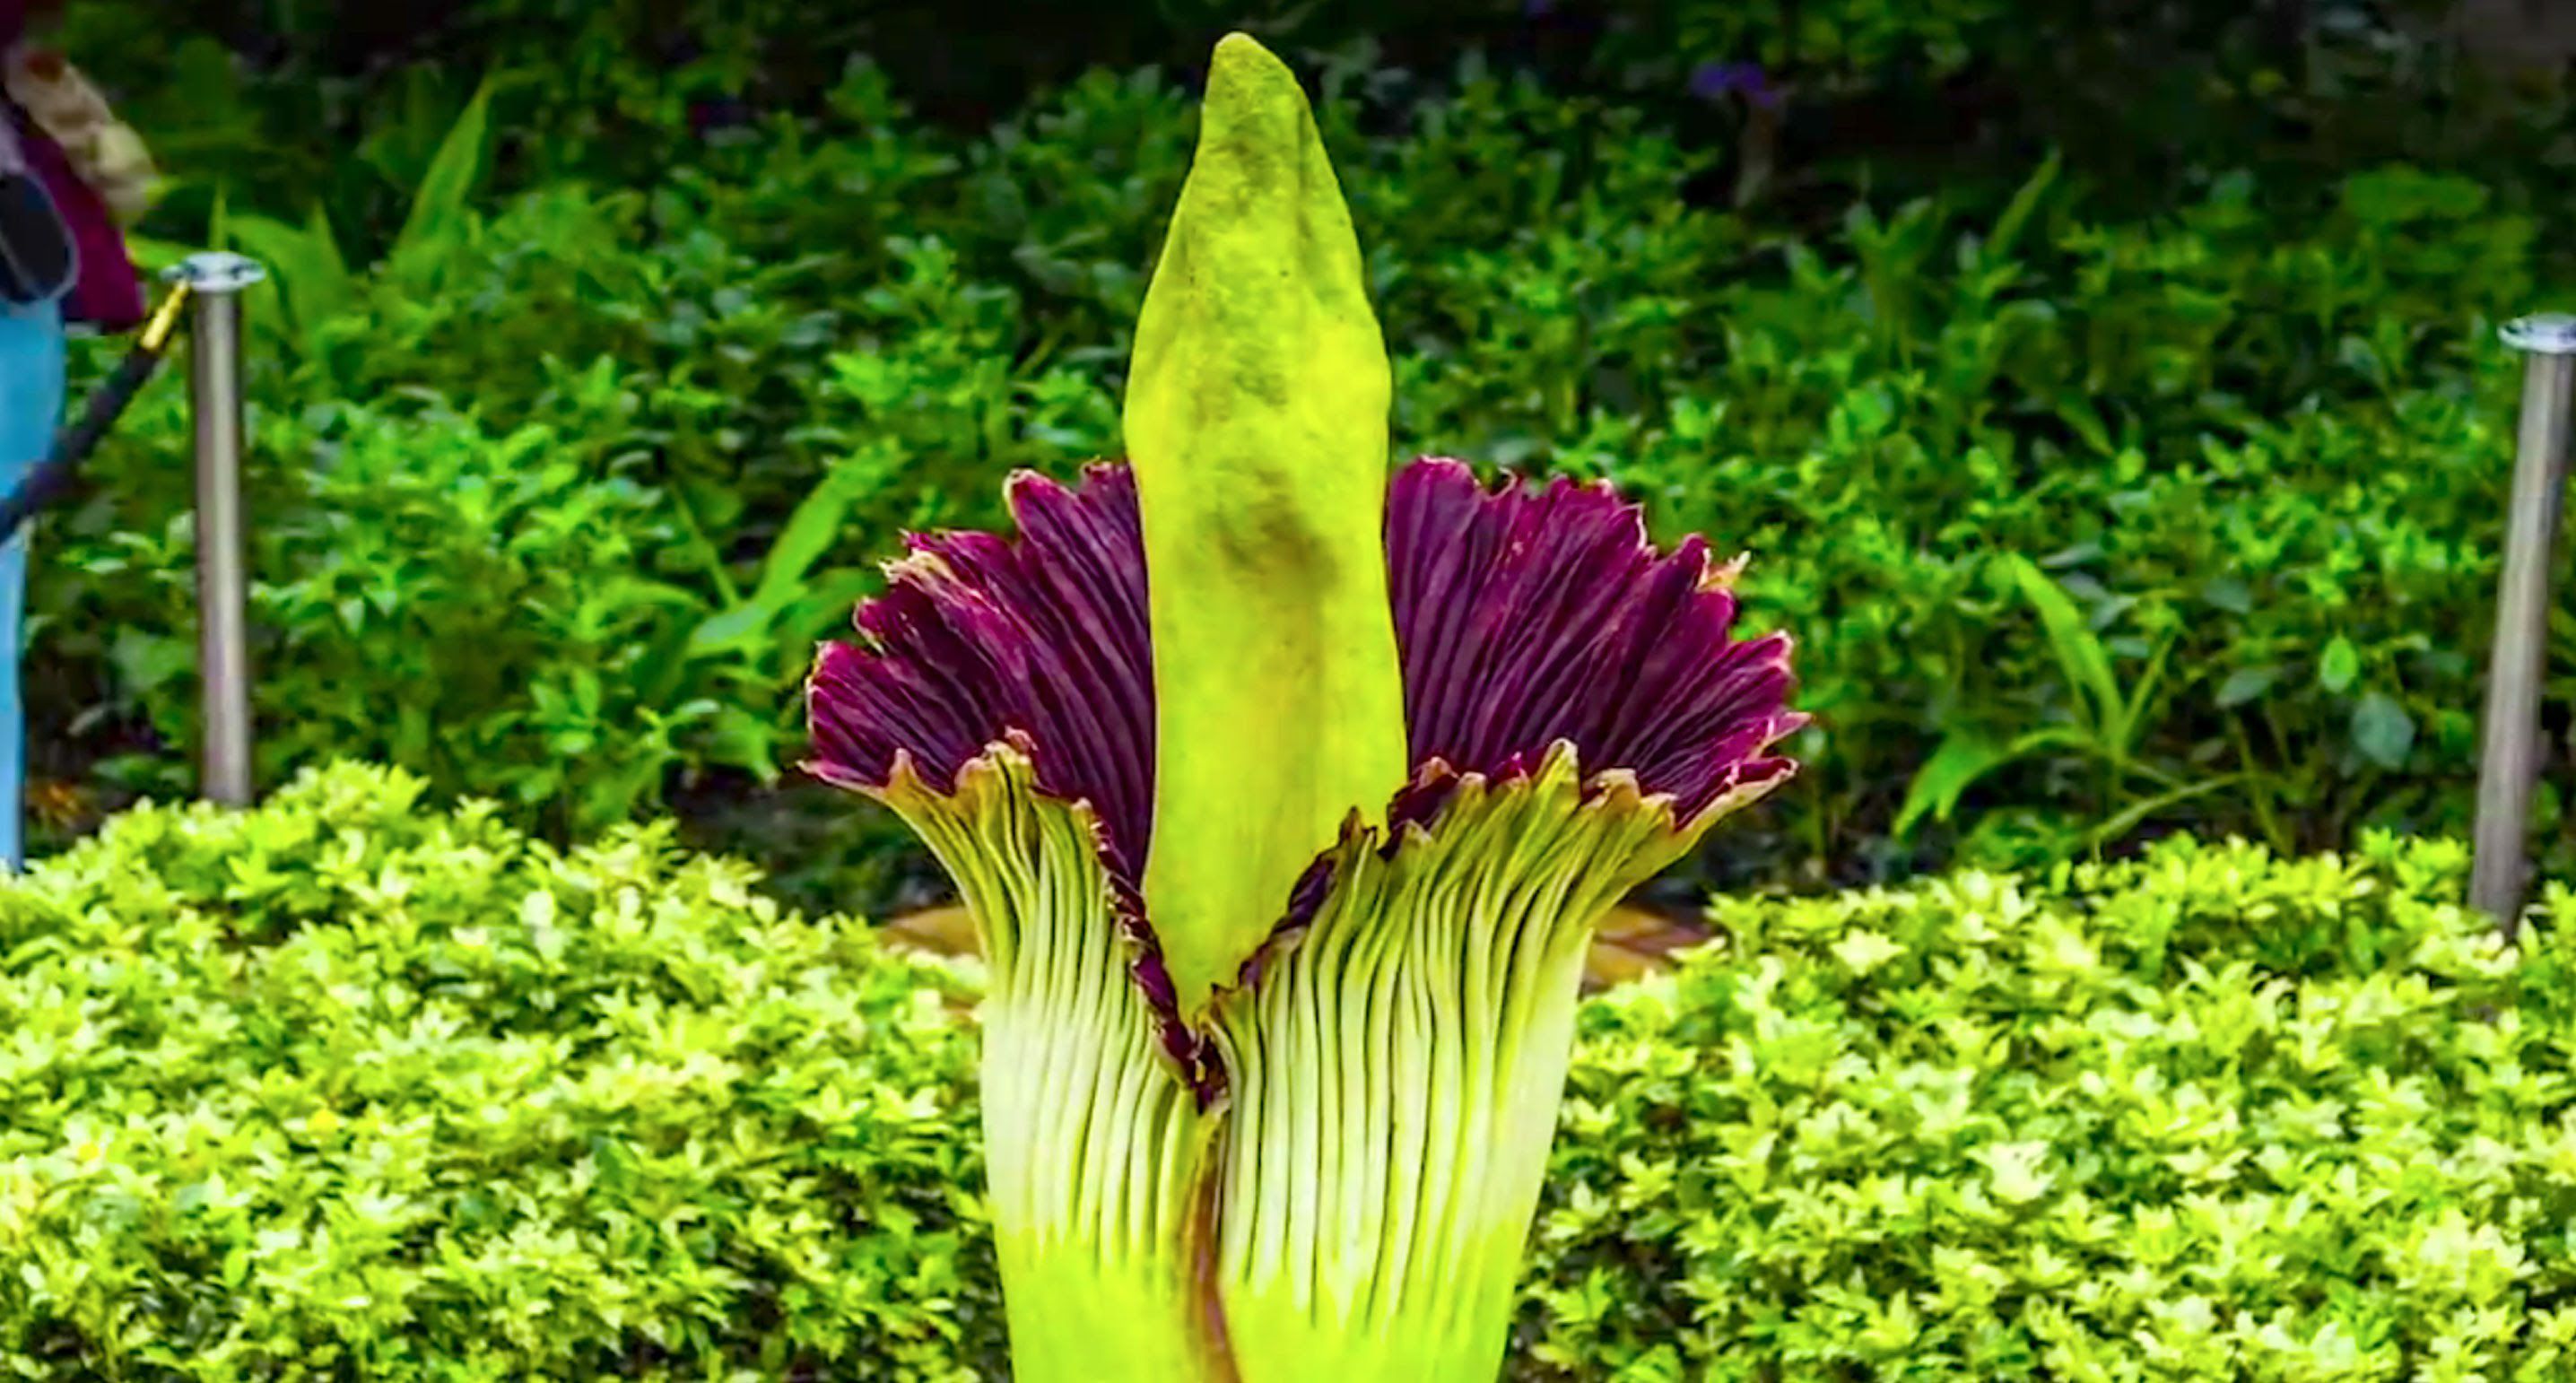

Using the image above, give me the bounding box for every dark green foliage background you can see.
[22,0,2574,918]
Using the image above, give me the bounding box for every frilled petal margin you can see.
[871,743,1215,1380]
[810,457,1799,851]
[805,464,1219,1096]
[1207,744,1710,1379]
[806,456,1804,1033]
[808,464,1154,881]
[1386,457,1806,832]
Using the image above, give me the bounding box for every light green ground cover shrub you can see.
[1,765,2566,1379]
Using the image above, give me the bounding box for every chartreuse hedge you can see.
[0,761,2566,1380]
[0,762,996,1382]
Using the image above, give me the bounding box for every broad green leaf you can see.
[2111,629,2179,752]
[1984,149,2061,264]
[216,208,352,361]
[2002,552,2120,734]
[750,458,878,610]
[2202,577,2253,614]
[688,461,881,659]
[392,73,498,261]
[1893,732,2015,838]
[117,232,196,277]
[298,201,356,326]
[684,598,778,659]
[2052,396,2114,457]
[2319,636,2361,693]
[703,704,784,780]
[2216,665,2278,709]
[211,211,305,351]
[2351,693,2415,769]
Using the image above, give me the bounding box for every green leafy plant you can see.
[46,394,742,837]
[0,761,996,1381]
[29,1,2576,918]
[1894,552,2235,861]
[5,768,2570,1379]
[212,72,499,368]
[1527,829,2576,1381]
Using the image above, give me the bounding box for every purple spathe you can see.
[802,464,1211,1091]
[809,463,1155,878]
[1386,458,1801,828]
[811,455,1801,873]
[806,456,1805,1068]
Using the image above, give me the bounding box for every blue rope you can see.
[0,297,65,870]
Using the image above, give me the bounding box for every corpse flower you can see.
[806,33,1805,1383]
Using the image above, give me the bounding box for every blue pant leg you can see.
[0,300,67,869]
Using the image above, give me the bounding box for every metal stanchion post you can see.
[169,252,265,808]
[2469,313,2576,934]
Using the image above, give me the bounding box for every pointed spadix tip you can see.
[1205,30,1306,126]
[1210,30,1290,81]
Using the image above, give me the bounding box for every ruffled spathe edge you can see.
[808,463,1154,880]
[1225,735,1796,997]
[1385,457,1808,828]
[1199,744,1752,1376]
[819,734,1223,1108]
[805,456,1807,1091]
